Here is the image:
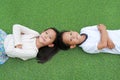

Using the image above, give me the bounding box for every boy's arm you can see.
[107,36,115,49]
[97,24,108,50]
[97,24,115,50]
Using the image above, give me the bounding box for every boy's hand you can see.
[107,38,115,49]
[98,24,106,31]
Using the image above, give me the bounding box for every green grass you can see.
[1,0,120,80]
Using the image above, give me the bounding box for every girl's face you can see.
[39,29,56,46]
[62,31,81,45]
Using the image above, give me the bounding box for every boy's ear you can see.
[48,44,54,47]
[70,45,76,49]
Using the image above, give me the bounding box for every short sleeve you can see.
[80,25,98,34]
[80,42,100,54]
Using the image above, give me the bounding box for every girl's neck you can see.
[36,37,44,49]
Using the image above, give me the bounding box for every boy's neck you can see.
[79,34,88,45]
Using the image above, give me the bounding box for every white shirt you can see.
[4,24,39,60]
[79,25,120,54]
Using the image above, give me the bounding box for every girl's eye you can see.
[46,32,48,34]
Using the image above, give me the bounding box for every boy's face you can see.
[62,31,81,46]
[39,29,56,46]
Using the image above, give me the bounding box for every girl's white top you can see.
[79,25,120,54]
[4,24,39,60]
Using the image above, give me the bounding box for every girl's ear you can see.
[48,44,54,47]
[70,45,76,49]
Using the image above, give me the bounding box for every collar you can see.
[78,33,88,45]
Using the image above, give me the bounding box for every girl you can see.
[58,24,120,54]
[0,29,8,64]
[0,24,60,64]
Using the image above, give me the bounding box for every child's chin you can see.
[40,42,45,45]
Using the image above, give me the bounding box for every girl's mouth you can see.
[41,36,46,42]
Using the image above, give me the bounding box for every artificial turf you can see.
[0,0,120,80]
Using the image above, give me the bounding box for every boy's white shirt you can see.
[79,25,120,54]
[4,24,39,60]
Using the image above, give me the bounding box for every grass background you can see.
[0,0,120,80]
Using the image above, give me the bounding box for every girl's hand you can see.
[15,44,22,49]
[21,32,24,35]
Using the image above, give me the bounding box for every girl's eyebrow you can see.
[46,31,48,34]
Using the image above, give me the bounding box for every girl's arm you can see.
[7,48,37,60]
[13,24,39,47]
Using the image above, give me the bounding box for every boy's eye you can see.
[70,39,72,41]
[70,32,72,35]
[49,36,52,39]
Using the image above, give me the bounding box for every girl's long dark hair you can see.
[37,46,59,63]
[36,28,60,63]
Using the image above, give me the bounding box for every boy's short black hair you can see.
[58,31,70,50]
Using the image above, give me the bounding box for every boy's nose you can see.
[72,36,75,39]
[44,36,47,39]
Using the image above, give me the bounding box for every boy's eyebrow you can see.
[47,30,51,33]
[70,31,72,35]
